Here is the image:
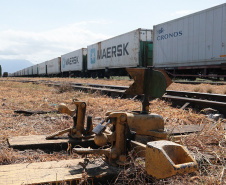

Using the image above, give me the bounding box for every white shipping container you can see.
[28,66,33,75]
[33,64,38,75]
[61,48,87,72]
[38,61,47,75]
[46,57,61,75]
[87,28,152,70]
[153,3,226,68]
[24,67,29,76]
[22,69,25,76]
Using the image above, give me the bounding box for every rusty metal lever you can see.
[46,99,93,139]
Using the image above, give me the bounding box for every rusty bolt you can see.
[81,103,86,109]
[120,115,126,122]
[119,155,127,162]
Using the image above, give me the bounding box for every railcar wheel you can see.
[91,72,98,79]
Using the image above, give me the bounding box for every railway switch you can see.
[73,68,198,179]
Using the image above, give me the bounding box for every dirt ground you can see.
[0,78,225,184]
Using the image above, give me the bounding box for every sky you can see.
[0,0,225,66]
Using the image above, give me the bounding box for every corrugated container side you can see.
[46,57,61,75]
[22,69,25,76]
[38,62,47,75]
[32,64,38,75]
[28,66,33,75]
[24,67,29,76]
[87,28,152,70]
[61,48,87,72]
[153,3,226,68]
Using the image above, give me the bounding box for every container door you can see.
[46,65,48,75]
[82,55,87,72]
[139,41,153,67]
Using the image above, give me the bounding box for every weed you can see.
[206,88,213,93]
[56,82,73,93]
[193,87,200,92]
[113,153,155,185]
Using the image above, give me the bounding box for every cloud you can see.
[0,21,111,63]
[171,10,194,17]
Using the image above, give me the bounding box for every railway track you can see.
[174,80,226,85]
[64,82,226,115]
[2,79,226,115]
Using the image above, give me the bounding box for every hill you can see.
[0,59,34,73]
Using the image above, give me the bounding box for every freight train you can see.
[10,3,226,80]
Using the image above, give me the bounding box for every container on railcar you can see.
[87,28,153,77]
[153,3,226,79]
[32,64,39,76]
[28,66,33,76]
[24,67,29,76]
[61,48,87,77]
[38,61,47,76]
[46,57,61,76]
[22,68,25,77]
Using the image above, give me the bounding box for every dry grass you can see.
[0,78,225,184]
[168,83,226,95]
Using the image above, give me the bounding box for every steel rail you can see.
[55,81,226,115]
[174,81,226,85]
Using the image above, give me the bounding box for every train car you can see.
[87,28,153,78]
[24,67,29,76]
[33,64,38,76]
[46,57,61,76]
[153,3,226,79]
[61,48,87,77]
[3,72,8,77]
[21,68,25,77]
[10,4,226,80]
[18,70,21,77]
[38,61,47,76]
[28,66,33,76]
